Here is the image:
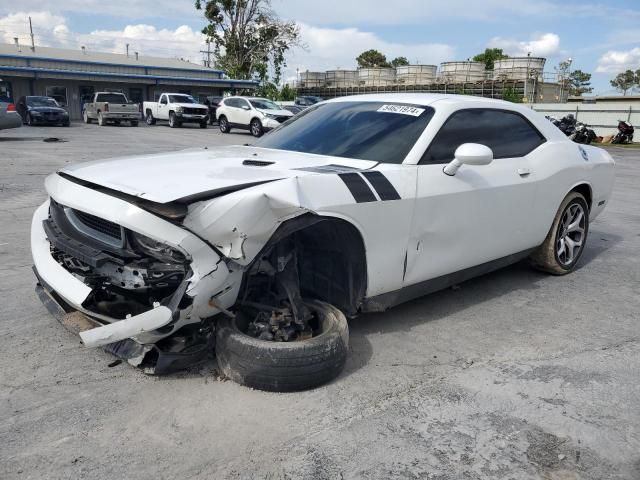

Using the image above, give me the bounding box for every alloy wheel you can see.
[556,203,586,266]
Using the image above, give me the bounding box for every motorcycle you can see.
[612,120,634,144]
[570,122,597,145]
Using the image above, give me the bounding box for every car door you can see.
[404,108,545,286]
[158,94,169,120]
[235,98,253,127]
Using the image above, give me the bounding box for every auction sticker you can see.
[377,104,425,116]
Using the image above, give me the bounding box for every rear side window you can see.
[96,93,127,103]
[421,108,545,164]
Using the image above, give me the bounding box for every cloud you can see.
[596,48,640,73]
[0,11,208,63]
[282,23,455,82]
[488,33,561,57]
[0,11,68,46]
[273,0,561,25]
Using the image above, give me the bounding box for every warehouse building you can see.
[0,42,257,120]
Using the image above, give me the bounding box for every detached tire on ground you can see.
[216,300,349,392]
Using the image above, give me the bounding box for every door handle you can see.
[517,168,531,177]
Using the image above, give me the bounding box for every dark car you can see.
[203,95,223,125]
[282,105,305,115]
[16,96,70,126]
[295,96,323,107]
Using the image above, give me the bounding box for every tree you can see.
[391,56,409,68]
[356,49,390,68]
[568,69,593,96]
[195,0,301,85]
[609,70,637,95]
[472,48,508,70]
[279,84,296,101]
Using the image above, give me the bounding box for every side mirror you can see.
[443,143,493,176]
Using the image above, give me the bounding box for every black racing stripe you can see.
[338,172,377,203]
[362,171,401,201]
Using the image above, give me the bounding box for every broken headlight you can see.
[130,231,186,264]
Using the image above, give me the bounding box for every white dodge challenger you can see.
[31,94,615,391]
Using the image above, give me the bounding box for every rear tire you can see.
[219,116,230,133]
[26,113,33,126]
[145,111,156,125]
[530,192,589,275]
[130,120,138,127]
[83,111,91,124]
[216,300,349,392]
[97,112,105,126]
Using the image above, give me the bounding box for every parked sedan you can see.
[31,94,614,392]
[0,96,22,130]
[16,96,70,126]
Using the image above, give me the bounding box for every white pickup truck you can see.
[143,93,209,128]
[83,92,140,126]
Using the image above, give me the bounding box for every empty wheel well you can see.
[571,183,592,210]
[239,214,367,317]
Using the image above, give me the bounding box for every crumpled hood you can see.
[60,145,377,203]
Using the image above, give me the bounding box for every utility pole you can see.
[199,40,212,68]
[28,16,35,52]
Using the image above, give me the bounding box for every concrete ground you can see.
[1,122,638,480]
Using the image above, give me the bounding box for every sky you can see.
[0,0,639,95]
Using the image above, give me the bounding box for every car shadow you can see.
[0,136,44,142]
[340,229,622,378]
[154,230,622,387]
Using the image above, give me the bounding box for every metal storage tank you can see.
[438,61,486,82]
[493,57,546,81]
[396,65,437,85]
[358,67,396,86]
[325,70,358,88]
[298,71,326,88]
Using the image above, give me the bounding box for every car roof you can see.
[324,93,514,107]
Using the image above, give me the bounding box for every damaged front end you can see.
[32,174,239,374]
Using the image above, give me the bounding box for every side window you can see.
[421,109,545,164]
[225,98,238,108]
[237,99,249,109]
[160,95,168,105]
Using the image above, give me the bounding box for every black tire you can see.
[530,192,589,275]
[250,118,264,137]
[63,121,70,127]
[145,111,156,125]
[199,120,208,129]
[169,112,180,128]
[26,113,33,126]
[83,111,92,124]
[219,116,230,133]
[216,300,349,392]
[130,120,138,127]
[97,112,105,126]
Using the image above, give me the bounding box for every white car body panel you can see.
[31,93,615,357]
[217,96,293,131]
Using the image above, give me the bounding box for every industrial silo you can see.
[325,70,358,88]
[492,57,546,81]
[298,71,326,88]
[396,65,437,85]
[438,61,486,82]
[358,67,396,86]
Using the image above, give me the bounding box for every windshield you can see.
[249,99,281,111]
[169,95,196,104]
[96,93,127,103]
[27,97,59,107]
[255,101,435,164]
